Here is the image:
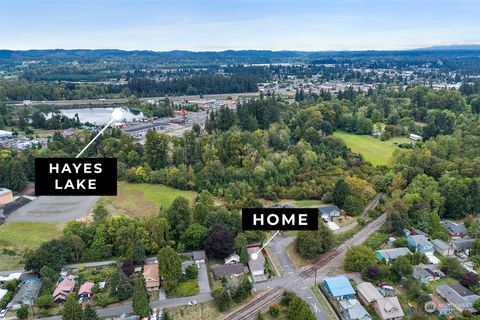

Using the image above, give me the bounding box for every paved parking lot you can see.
[7,196,99,222]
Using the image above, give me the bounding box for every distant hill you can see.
[416,44,480,51]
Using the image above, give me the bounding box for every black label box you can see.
[242,208,318,230]
[35,158,117,196]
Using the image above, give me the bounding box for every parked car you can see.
[188,300,197,306]
[0,309,8,318]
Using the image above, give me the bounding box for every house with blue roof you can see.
[408,235,434,253]
[323,276,356,300]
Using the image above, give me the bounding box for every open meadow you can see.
[333,131,411,166]
[99,181,197,217]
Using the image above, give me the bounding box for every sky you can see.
[1,0,480,51]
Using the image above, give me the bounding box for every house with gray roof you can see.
[441,220,467,237]
[431,239,454,256]
[436,283,480,313]
[357,282,383,305]
[212,264,246,278]
[375,247,411,263]
[339,299,372,320]
[451,239,475,252]
[373,297,405,320]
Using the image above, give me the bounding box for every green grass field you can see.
[333,131,411,166]
[0,222,64,271]
[99,182,197,217]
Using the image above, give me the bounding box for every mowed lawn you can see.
[0,222,64,270]
[100,182,197,218]
[333,131,411,166]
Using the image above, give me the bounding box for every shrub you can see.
[269,304,280,317]
[36,295,55,309]
[16,304,29,319]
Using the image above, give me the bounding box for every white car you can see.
[0,309,8,318]
[187,300,197,306]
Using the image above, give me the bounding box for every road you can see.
[333,192,382,234]
[6,92,265,108]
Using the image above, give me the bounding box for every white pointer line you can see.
[76,118,114,158]
[256,230,280,255]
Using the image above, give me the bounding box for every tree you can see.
[62,293,82,320]
[460,272,479,288]
[204,225,234,258]
[286,295,316,320]
[10,160,27,191]
[132,275,150,318]
[167,196,192,241]
[180,223,208,250]
[332,178,351,208]
[81,304,98,320]
[232,279,253,303]
[36,294,55,309]
[296,223,334,259]
[391,256,413,278]
[109,269,133,300]
[158,246,182,293]
[121,260,134,277]
[441,257,464,279]
[344,245,376,272]
[474,298,480,312]
[212,287,232,311]
[16,304,29,319]
[92,205,110,225]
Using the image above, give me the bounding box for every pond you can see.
[45,107,145,125]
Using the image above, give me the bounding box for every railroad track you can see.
[223,213,387,320]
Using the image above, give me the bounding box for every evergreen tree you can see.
[81,304,98,320]
[332,178,351,208]
[62,293,82,320]
[157,246,182,293]
[132,275,150,317]
[10,160,27,191]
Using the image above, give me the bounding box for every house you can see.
[0,188,14,205]
[323,276,356,300]
[224,253,241,265]
[430,294,453,316]
[78,281,94,299]
[319,205,342,218]
[339,299,372,320]
[193,250,206,266]
[375,247,411,263]
[441,220,467,237]
[431,239,454,256]
[409,133,422,141]
[413,265,442,284]
[53,278,76,303]
[373,297,405,320]
[451,239,475,252]
[357,282,383,305]
[436,283,480,313]
[413,229,428,237]
[212,264,245,278]
[247,246,266,282]
[143,263,160,291]
[0,272,21,284]
[407,235,434,253]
